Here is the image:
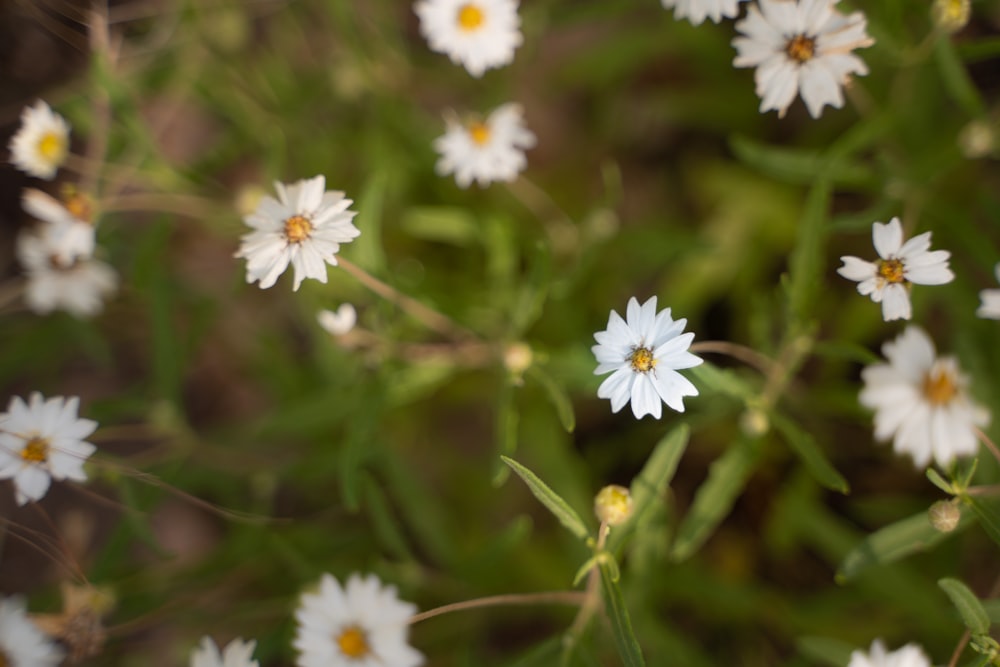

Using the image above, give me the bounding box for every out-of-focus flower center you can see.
[785,34,816,63]
[457,3,485,31]
[37,131,66,162]
[467,121,491,146]
[629,347,656,373]
[284,215,313,244]
[922,366,958,405]
[335,625,370,659]
[877,258,906,284]
[48,254,78,271]
[62,189,94,224]
[21,436,50,463]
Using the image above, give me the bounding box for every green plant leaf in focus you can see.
[771,413,849,494]
[501,456,590,541]
[939,577,990,635]
[599,559,646,667]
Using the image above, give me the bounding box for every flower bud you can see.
[958,120,996,159]
[739,408,769,438]
[503,342,533,384]
[932,0,971,33]
[594,485,633,527]
[928,499,961,533]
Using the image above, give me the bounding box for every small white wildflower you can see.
[732,0,874,118]
[22,188,96,263]
[0,595,64,666]
[434,103,536,188]
[860,326,990,469]
[977,263,1000,320]
[190,636,259,667]
[592,296,703,420]
[837,217,954,321]
[235,176,360,291]
[317,304,357,336]
[0,393,98,505]
[294,572,424,667]
[415,0,522,77]
[848,639,931,667]
[661,0,748,25]
[8,100,70,180]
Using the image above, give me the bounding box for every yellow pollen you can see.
[468,121,491,146]
[876,258,906,284]
[629,347,656,374]
[283,215,313,243]
[21,436,50,463]
[785,34,816,63]
[923,368,958,406]
[336,626,370,659]
[457,3,484,30]
[37,131,66,161]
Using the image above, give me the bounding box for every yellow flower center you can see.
[629,347,656,374]
[876,258,906,284]
[457,3,485,31]
[785,34,816,63]
[37,131,66,162]
[923,367,958,406]
[336,626,371,659]
[21,436,50,463]
[61,188,94,223]
[468,121,491,146]
[284,215,313,244]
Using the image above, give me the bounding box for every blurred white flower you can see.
[837,217,953,321]
[732,0,874,118]
[977,263,1000,319]
[235,176,360,291]
[0,393,98,505]
[860,327,989,469]
[0,595,64,666]
[22,188,96,263]
[190,636,259,667]
[434,103,536,188]
[848,639,931,667]
[662,0,748,25]
[317,303,357,335]
[8,100,70,180]
[592,296,703,420]
[415,0,522,77]
[294,573,423,667]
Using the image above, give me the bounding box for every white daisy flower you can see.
[848,639,931,667]
[434,103,536,188]
[977,263,1000,319]
[235,175,360,291]
[317,303,357,336]
[294,572,424,667]
[836,217,954,321]
[415,0,522,77]
[8,100,71,180]
[591,296,703,420]
[190,636,259,667]
[860,326,990,470]
[0,596,64,666]
[662,0,748,25]
[732,0,874,118]
[0,393,98,505]
[22,187,96,263]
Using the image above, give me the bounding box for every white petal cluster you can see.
[190,636,259,667]
[22,188,96,263]
[8,101,70,180]
[837,218,953,321]
[317,304,357,336]
[0,596,64,666]
[732,0,874,118]
[662,0,748,25]
[860,327,990,469]
[434,103,536,188]
[415,0,522,77]
[294,573,424,667]
[235,176,360,291]
[0,393,98,505]
[848,639,931,667]
[977,263,1000,319]
[592,296,703,420]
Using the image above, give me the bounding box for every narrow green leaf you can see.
[599,560,646,667]
[796,636,856,667]
[492,383,520,486]
[935,36,985,117]
[501,456,590,541]
[399,206,479,246]
[687,363,756,400]
[572,555,601,587]
[362,474,413,561]
[729,135,875,188]
[787,178,831,325]
[526,366,575,433]
[351,171,389,271]
[926,468,954,494]
[939,578,991,635]
[980,599,1000,624]
[511,240,552,336]
[771,413,849,494]
[964,496,1000,548]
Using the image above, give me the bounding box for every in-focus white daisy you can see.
[8,101,71,180]
[837,217,954,321]
[434,103,536,188]
[415,0,522,77]
[235,176,360,291]
[848,639,931,667]
[732,0,874,118]
[294,572,424,667]
[23,187,96,263]
[662,0,748,25]
[191,636,259,667]
[860,326,990,469]
[317,303,357,336]
[0,596,64,666]
[0,393,98,505]
[592,296,703,420]
[977,263,1000,319]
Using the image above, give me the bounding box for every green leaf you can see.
[492,383,520,486]
[526,366,575,433]
[351,171,389,271]
[399,206,480,247]
[771,413,849,494]
[511,240,552,336]
[786,178,831,325]
[599,560,646,667]
[939,578,991,635]
[362,474,413,561]
[687,362,756,401]
[729,135,875,188]
[964,496,1000,548]
[935,36,985,117]
[796,636,856,667]
[926,468,955,494]
[501,456,590,541]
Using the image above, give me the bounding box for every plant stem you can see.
[689,340,776,375]
[408,591,587,625]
